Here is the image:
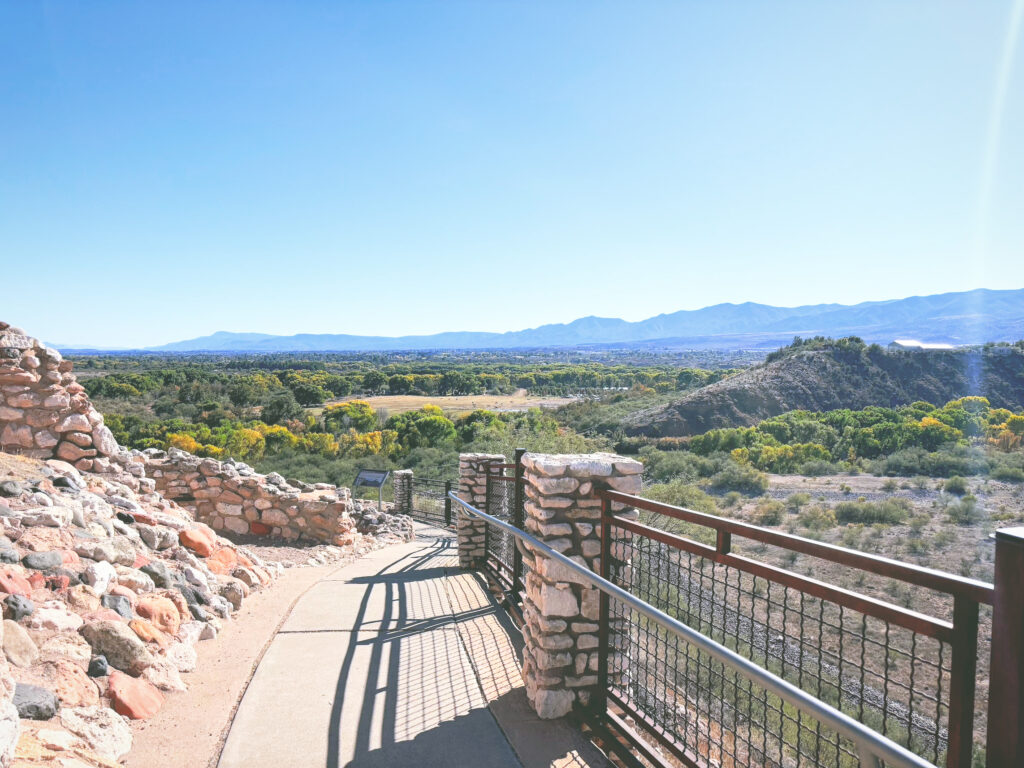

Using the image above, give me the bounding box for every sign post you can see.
[353,469,392,517]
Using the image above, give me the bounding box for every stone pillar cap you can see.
[521,452,642,478]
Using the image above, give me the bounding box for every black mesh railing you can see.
[409,477,453,529]
[598,491,991,768]
[484,474,519,590]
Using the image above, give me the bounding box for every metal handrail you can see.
[449,491,937,768]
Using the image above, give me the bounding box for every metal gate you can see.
[409,477,454,529]
[484,450,526,611]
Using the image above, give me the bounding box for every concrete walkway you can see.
[218,525,609,768]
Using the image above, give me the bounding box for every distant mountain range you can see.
[143,287,1024,353]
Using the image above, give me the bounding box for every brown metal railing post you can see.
[596,491,612,717]
[986,527,1024,768]
[512,448,526,601]
[947,594,979,768]
[444,480,452,527]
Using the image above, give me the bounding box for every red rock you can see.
[49,659,100,707]
[133,512,158,526]
[135,596,181,636]
[59,550,80,566]
[160,590,191,624]
[129,618,169,649]
[27,572,46,590]
[249,521,271,536]
[44,573,71,591]
[132,552,151,569]
[178,528,215,557]
[108,670,163,719]
[205,547,237,575]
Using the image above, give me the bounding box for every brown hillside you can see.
[625,343,1024,437]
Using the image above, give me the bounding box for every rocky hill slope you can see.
[625,341,1024,437]
[0,322,413,767]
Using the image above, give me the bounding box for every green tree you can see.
[324,400,378,433]
[362,371,387,394]
[262,390,303,425]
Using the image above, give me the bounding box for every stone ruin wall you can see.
[146,450,390,547]
[0,322,408,548]
[0,323,120,471]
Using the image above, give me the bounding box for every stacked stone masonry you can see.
[144,450,410,548]
[0,324,120,471]
[517,452,641,720]
[392,469,413,517]
[457,454,504,569]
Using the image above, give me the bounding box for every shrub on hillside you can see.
[798,505,837,531]
[944,475,969,495]
[798,460,836,476]
[991,465,1024,482]
[641,481,720,543]
[834,498,911,526]
[708,461,769,495]
[753,499,785,526]
[785,492,811,512]
[873,446,989,478]
[947,495,980,526]
[639,448,715,483]
[643,481,719,516]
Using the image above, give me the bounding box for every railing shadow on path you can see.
[319,526,598,768]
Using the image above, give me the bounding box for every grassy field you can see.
[317,389,577,417]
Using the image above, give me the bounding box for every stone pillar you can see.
[519,452,642,719]
[457,453,504,569]
[392,469,413,516]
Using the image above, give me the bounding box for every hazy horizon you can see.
[30,285,1024,350]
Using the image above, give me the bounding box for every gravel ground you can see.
[224,531,411,568]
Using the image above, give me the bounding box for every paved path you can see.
[218,525,608,768]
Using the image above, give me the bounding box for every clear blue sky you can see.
[2,2,1022,348]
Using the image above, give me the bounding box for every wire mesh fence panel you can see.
[599,506,986,768]
[484,475,518,590]
[409,477,452,529]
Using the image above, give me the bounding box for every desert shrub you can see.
[722,491,742,508]
[643,481,719,516]
[785,492,811,512]
[881,478,899,492]
[992,465,1024,482]
[753,499,785,526]
[834,498,911,525]
[798,505,837,531]
[708,461,769,495]
[639,448,715,483]
[874,446,989,477]
[947,494,980,526]
[641,481,719,543]
[989,452,1024,482]
[798,460,835,476]
[944,476,968,495]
